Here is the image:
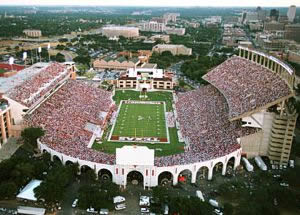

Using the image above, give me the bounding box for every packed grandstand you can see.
[17,53,293,169]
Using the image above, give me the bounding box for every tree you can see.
[55,53,65,62]
[169,196,213,215]
[152,186,169,203]
[78,183,114,210]
[73,55,91,66]
[21,127,45,148]
[34,165,75,204]
[0,182,17,200]
[224,203,234,215]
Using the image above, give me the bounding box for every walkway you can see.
[0,138,22,163]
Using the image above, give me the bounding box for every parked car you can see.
[139,196,150,207]
[113,196,126,204]
[87,207,97,213]
[141,207,150,213]
[115,203,126,211]
[72,198,78,208]
[99,208,109,214]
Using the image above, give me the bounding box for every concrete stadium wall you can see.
[38,139,241,189]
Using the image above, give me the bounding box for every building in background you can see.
[151,17,167,24]
[270,9,279,21]
[152,44,192,56]
[264,22,285,32]
[149,35,170,43]
[284,24,300,43]
[23,29,42,38]
[101,26,139,38]
[287,5,297,23]
[163,13,180,23]
[256,6,267,21]
[93,57,140,71]
[165,27,185,36]
[0,96,11,147]
[117,67,177,90]
[141,21,165,32]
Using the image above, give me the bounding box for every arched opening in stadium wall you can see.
[196,166,209,181]
[127,171,144,186]
[213,162,223,177]
[98,169,113,182]
[80,165,93,173]
[226,157,235,175]
[52,155,61,164]
[158,171,173,186]
[65,160,74,166]
[177,169,192,184]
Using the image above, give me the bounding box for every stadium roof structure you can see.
[203,56,294,121]
[0,63,49,94]
[6,62,67,107]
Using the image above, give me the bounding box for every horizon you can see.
[0,0,298,8]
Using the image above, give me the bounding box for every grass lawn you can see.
[113,90,174,111]
[111,102,167,139]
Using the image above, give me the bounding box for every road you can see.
[0,138,21,163]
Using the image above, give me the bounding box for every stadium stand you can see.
[203,57,293,120]
[25,80,116,164]
[8,63,69,107]
[155,85,256,166]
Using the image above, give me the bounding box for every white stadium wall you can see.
[38,139,241,188]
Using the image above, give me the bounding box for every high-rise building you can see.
[256,6,267,21]
[287,5,296,23]
[284,24,300,43]
[270,9,279,21]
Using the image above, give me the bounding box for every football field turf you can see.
[111,101,168,140]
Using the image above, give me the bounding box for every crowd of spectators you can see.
[25,81,258,167]
[23,58,284,167]
[8,63,70,107]
[166,112,175,128]
[25,80,116,164]
[155,85,257,167]
[203,57,292,119]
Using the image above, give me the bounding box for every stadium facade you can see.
[0,47,297,188]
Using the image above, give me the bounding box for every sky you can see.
[0,0,298,7]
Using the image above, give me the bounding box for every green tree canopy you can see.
[21,127,45,148]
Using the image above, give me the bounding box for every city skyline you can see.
[0,0,299,7]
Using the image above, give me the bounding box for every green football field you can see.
[111,101,168,140]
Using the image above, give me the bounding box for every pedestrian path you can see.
[0,138,21,163]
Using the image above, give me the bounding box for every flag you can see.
[9,57,14,65]
[47,43,51,49]
[38,47,42,53]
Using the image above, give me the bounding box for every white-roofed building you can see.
[152,44,192,56]
[116,67,177,90]
[16,179,42,201]
[101,26,139,38]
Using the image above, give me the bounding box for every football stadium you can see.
[0,47,297,189]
